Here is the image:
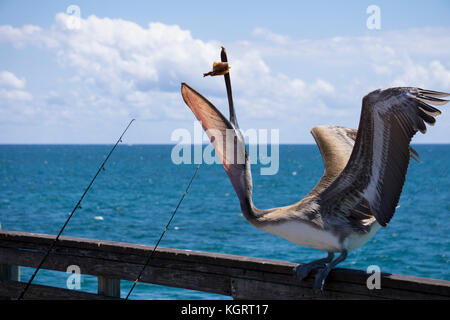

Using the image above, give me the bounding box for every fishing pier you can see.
[0,228,449,300]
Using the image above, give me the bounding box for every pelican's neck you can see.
[234,158,266,225]
[239,192,257,223]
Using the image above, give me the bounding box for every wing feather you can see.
[309,125,357,194]
[319,87,448,226]
[181,83,249,203]
[309,125,378,221]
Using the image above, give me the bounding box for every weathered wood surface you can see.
[0,229,449,300]
[0,279,119,300]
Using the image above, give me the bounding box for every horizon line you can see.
[1,143,450,146]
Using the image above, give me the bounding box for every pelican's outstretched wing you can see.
[310,125,356,193]
[308,125,374,220]
[319,87,449,226]
[181,83,251,206]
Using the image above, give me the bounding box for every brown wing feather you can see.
[309,125,357,194]
[310,125,374,221]
[319,87,448,226]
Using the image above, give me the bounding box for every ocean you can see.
[0,144,448,299]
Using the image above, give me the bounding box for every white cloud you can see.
[429,60,450,88]
[0,70,26,89]
[0,88,32,102]
[0,14,449,143]
[0,71,32,104]
[49,13,220,93]
[0,13,338,128]
[0,24,43,48]
[0,14,225,128]
[252,27,291,44]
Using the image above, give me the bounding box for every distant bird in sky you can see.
[181,48,448,291]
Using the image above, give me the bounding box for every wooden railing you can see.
[0,229,449,300]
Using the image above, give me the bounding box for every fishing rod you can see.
[125,163,201,300]
[18,119,135,300]
[125,47,234,300]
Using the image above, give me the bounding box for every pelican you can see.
[181,64,448,290]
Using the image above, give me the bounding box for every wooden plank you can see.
[2,243,445,300]
[0,230,296,273]
[0,246,234,296]
[230,277,380,300]
[0,231,446,298]
[0,280,119,300]
[0,229,449,300]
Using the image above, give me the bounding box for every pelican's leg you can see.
[293,252,334,281]
[313,249,348,291]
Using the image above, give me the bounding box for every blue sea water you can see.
[0,144,448,299]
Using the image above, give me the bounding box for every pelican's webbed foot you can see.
[313,249,348,291]
[293,252,334,281]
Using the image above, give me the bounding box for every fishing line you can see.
[18,119,135,300]
[126,46,232,300]
[125,163,201,300]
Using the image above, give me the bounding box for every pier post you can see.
[0,224,20,299]
[98,276,120,298]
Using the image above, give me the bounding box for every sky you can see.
[0,0,449,143]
